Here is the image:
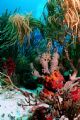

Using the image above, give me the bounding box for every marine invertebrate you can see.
[41,0,65,43]
[45,70,64,90]
[50,51,59,73]
[39,71,80,119]
[62,0,80,41]
[31,49,64,91]
[40,52,51,74]
[30,106,53,120]
[0,12,43,49]
[39,49,60,74]
[3,57,16,76]
[9,14,32,45]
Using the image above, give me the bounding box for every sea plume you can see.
[62,0,80,41]
[9,14,32,45]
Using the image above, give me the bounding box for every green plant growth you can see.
[40,0,66,43]
[15,39,47,87]
[0,12,43,50]
[15,54,39,89]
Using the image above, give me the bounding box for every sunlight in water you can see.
[0,0,47,18]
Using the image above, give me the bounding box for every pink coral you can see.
[40,51,59,74]
[50,52,59,73]
[32,69,41,78]
[40,53,51,74]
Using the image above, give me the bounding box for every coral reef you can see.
[31,49,64,92]
[50,51,59,73]
[3,57,15,76]
[0,12,43,50]
[0,0,80,119]
[40,52,51,74]
[62,0,80,36]
[60,0,80,44]
[30,47,80,119]
[9,14,32,45]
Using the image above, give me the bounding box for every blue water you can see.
[0,0,47,18]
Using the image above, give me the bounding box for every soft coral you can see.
[3,57,15,76]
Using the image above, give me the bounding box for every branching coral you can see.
[40,52,51,74]
[41,0,65,42]
[50,51,59,73]
[0,11,18,49]
[39,49,60,74]
[30,63,41,78]
[0,21,18,49]
[39,70,80,119]
[9,14,32,45]
[0,12,43,50]
[62,0,80,41]
[31,49,64,92]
